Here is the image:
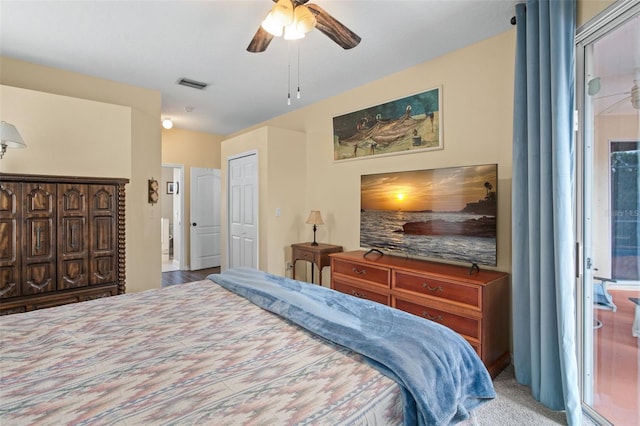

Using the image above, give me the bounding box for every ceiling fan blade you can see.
[306,3,361,50]
[247,26,274,53]
[594,91,630,100]
[601,96,631,114]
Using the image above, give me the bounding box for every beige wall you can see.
[0,56,162,293]
[0,0,614,291]
[218,0,617,282]
[224,30,516,277]
[161,127,223,266]
[263,127,307,276]
[577,0,616,27]
[221,127,306,276]
[0,85,131,176]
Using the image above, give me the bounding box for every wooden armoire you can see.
[0,173,128,315]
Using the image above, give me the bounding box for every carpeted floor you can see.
[465,365,604,425]
[465,364,570,425]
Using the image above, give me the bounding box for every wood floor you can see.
[161,267,220,286]
[593,289,639,425]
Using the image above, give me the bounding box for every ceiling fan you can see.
[247,0,361,53]
[588,77,640,114]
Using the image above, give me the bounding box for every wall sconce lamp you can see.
[0,121,27,159]
[305,210,324,246]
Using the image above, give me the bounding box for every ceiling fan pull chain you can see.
[287,42,292,105]
[297,43,301,100]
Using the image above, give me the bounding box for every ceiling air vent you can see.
[177,78,208,90]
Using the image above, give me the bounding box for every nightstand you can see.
[291,243,343,285]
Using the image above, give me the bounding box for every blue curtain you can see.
[511,1,580,425]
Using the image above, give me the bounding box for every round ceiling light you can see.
[162,118,173,129]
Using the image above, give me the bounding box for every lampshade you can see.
[261,12,284,37]
[270,0,294,27]
[293,5,316,34]
[284,24,305,40]
[0,121,27,159]
[1,121,27,149]
[305,210,324,225]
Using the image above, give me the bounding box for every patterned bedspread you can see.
[0,280,403,425]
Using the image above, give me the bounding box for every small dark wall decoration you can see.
[148,179,159,204]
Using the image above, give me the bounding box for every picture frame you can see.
[333,86,443,161]
[167,182,175,194]
[148,179,159,204]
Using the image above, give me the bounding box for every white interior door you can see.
[228,153,258,269]
[190,167,221,270]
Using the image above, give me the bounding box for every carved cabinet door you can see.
[0,182,22,299]
[89,185,117,285]
[23,183,57,296]
[57,184,89,290]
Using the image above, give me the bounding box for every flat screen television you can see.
[360,164,498,267]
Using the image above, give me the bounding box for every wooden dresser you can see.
[0,173,128,315]
[330,250,510,378]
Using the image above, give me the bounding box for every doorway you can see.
[161,164,184,272]
[577,3,639,424]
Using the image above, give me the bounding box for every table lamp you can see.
[305,210,324,246]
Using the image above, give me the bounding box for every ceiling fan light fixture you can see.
[270,0,294,27]
[294,5,316,34]
[261,12,284,37]
[284,24,305,40]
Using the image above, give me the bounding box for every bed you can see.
[1,268,495,425]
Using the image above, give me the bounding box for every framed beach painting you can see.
[333,86,443,161]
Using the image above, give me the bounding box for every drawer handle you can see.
[352,267,367,275]
[28,278,52,291]
[63,273,85,285]
[423,283,444,292]
[422,312,443,322]
[0,282,16,297]
[94,271,111,281]
[351,290,367,298]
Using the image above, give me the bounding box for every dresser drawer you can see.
[394,297,480,340]
[394,271,480,309]
[294,249,315,262]
[333,278,390,305]
[332,260,390,286]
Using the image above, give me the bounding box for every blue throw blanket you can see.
[208,268,495,425]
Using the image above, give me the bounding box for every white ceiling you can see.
[2,1,520,136]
